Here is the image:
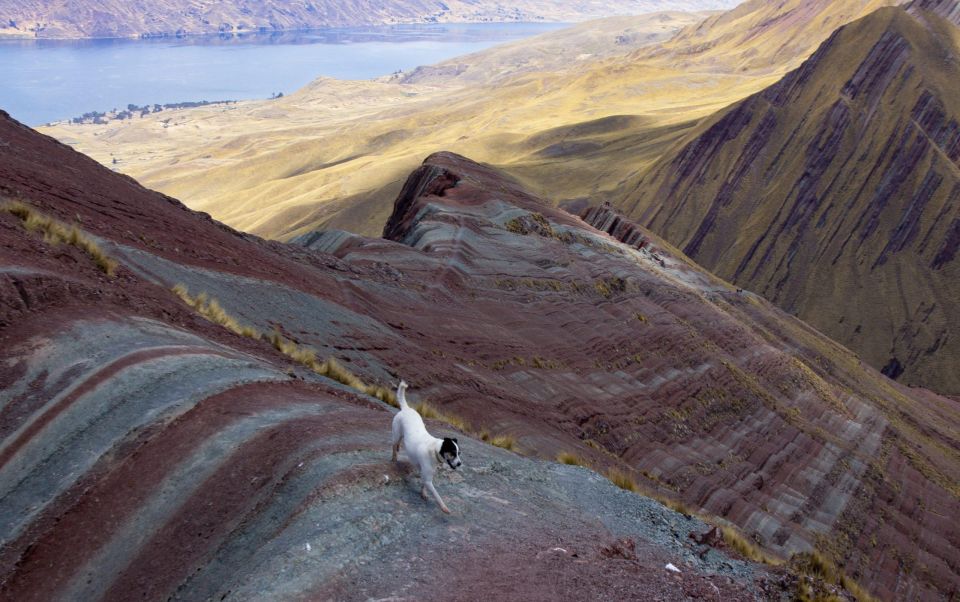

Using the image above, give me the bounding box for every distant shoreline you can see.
[0,19,556,42]
[60,99,244,127]
[4,21,566,126]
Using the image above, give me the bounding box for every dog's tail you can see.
[396,381,409,410]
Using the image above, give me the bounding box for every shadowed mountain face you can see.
[1,112,959,599]
[620,3,960,395]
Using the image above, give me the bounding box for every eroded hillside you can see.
[4,110,959,599]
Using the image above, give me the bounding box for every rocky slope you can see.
[0,0,741,39]
[4,111,960,599]
[618,3,960,396]
[0,107,795,601]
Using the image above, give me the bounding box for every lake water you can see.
[0,23,566,126]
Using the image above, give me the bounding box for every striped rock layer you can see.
[0,111,958,600]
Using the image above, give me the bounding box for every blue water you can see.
[0,23,566,126]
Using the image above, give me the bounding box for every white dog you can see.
[391,380,462,513]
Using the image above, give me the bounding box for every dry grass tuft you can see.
[414,401,442,420]
[414,401,471,432]
[4,201,117,276]
[169,284,473,436]
[594,279,612,298]
[268,331,316,364]
[314,357,398,407]
[664,497,691,516]
[792,550,838,582]
[443,413,472,433]
[169,285,407,411]
[840,575,878,602]
[172,284,261,340]
[790,551,878,602]
[557,452,589,467]
[318,355,363,386]
[721,526,782,566]
[489,434,517,451]
[607,467,639,492]
[4,201,32,221]
[364,383,398,408]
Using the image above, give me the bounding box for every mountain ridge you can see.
[618,2,960,394]
[632,0,907,72]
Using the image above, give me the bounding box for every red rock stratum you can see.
[0,111,958,599]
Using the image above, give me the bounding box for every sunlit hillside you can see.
[44,1,902,240]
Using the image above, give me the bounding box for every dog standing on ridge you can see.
[391,379,462,513]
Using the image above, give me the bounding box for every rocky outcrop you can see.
[580,203,651,250]
[620,4,960,396]
[2,111,959,599]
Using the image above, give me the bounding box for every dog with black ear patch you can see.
[391,379,462,513]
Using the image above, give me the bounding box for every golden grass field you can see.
[42,0,902,239]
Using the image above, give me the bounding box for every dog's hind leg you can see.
[391,418,402,462]
[422,473,451,514]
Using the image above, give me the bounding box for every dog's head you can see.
[439,437,462,470]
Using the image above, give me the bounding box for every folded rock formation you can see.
[1,111,958,599]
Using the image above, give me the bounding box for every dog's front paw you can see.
[441,506,451,514]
